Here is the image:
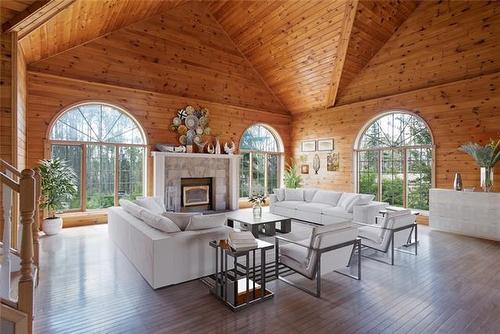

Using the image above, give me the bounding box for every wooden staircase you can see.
[0,159,40,334]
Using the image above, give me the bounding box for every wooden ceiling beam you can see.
[325,0,359,108]
[2,0,75,39]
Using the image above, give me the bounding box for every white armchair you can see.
[275,222,361,297]
[356,209,417,265]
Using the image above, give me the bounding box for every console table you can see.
[429,189,500,241]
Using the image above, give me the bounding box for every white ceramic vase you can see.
[43,217,63,236]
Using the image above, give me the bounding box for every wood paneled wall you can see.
[27,1,286,114]
[292,72,500,192]
[26,72,291,196]
[337,0,500,105]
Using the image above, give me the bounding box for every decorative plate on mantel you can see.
[170,105,210,147]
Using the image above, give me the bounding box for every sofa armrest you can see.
[353,201,388,224]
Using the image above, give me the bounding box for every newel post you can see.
[18,169,36,334]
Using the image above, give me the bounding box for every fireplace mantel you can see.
[152,151,241,211]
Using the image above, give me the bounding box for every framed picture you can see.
[301,140,316,152]
[317,138,334,151]
[327,152,339,172]
[300,164,309,174]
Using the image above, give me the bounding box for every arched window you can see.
[239,124,283,197]
[355,112,433,210]
[49,102,147,211]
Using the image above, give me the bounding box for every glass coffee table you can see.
[226,210,291,237]
[204,239,275,311]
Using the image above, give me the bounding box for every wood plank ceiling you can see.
[9,0,421,114]
[335,0,420,105]
[19,0,184,64]
[28,1,287,114]
[209,0,349,114]
[0,0,38,25]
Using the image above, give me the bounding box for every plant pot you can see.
[480,167,494,192]
[43,217,63,235]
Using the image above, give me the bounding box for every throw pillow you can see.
[162,211,202,231]
[346,194,375,213]
[185,213,227,231]
[119,199,180,233]
[337,193,361,212]
[311,190,342,206]
[285,188,304,201]
[135,197,165,214]
[273,188,285,201]
[303,189,318,202]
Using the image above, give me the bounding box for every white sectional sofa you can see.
[270,188,387,225]
[108,201,231,289]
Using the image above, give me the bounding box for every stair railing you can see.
[1,160,37,334]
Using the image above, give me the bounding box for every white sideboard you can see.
[429,188,500,241]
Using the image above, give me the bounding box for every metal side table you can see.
[204,239,274,311]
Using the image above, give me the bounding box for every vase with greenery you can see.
[284,161,302,188]
[460,139,500,192]
[37,159,77,235]
[248,193,266,219]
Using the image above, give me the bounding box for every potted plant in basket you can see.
[460,138,500,192]
[37,159,77,235]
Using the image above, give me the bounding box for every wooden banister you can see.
[17,169,36,334]
[0,159,22,178]
[0,172,20,192]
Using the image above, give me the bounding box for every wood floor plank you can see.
[33,224,500,334]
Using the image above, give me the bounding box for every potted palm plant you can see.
[283,161,302,188]
[37,159,77,235]
[460,139,500,192]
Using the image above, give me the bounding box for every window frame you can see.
[47,102,148,212]
[239,124,284,198]
[353,111,435,211]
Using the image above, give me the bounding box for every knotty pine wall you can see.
[26,72,291,197]
[292,72,500,193]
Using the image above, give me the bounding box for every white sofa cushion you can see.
[311,190,342,206]
[135,197,165,214]
[119,199,181,233]
[297,202,333,213]
[162,211,202,231]
[273,188,285,201]
[186,213,227,231]
[285,188,304,201]
[322,207,352,220]
[338,193,361,213]
[303,189,318,202]
[274,201,304,209]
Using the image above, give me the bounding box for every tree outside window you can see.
[49,103,146,211]
[239,125,283,197]
[356,112,433,211]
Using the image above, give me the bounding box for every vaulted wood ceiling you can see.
[28,1,287,113]
[4,0,422,114]
[18,0,184,63]
[0,0,38,25]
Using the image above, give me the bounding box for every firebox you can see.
[180,177,213,212]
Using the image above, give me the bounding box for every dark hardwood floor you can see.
[34,224,500,334]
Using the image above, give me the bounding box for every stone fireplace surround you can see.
[152,152,241,212]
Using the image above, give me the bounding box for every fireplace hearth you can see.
[180,178,213,212]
